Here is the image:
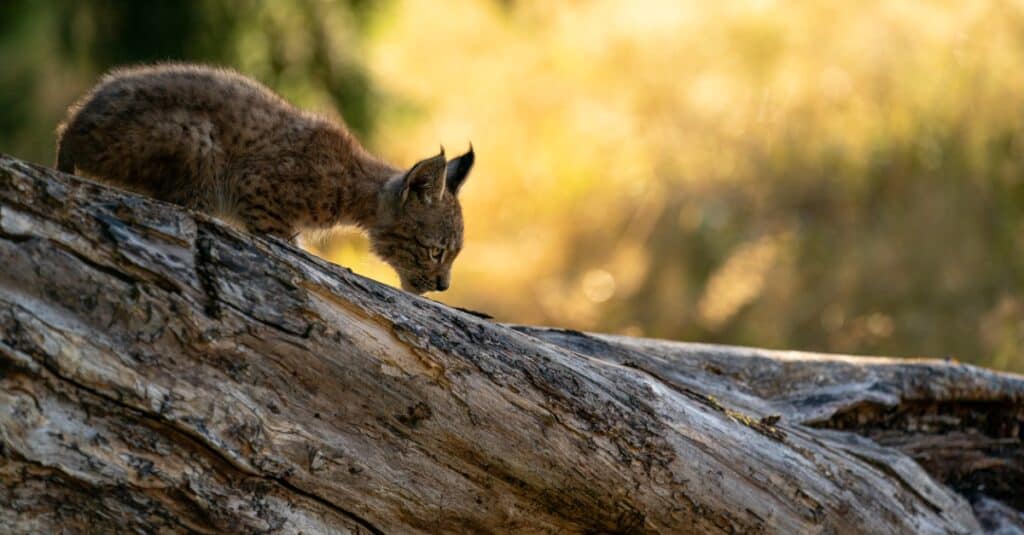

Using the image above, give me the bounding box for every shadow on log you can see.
[0,154,1021,533]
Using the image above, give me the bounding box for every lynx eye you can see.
[428,247,444,263]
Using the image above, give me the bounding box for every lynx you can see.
[56,63,474,294]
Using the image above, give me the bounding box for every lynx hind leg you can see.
[55,118,109,177]
[54,100,142,185]
[57,106,223,207]
[55,129,78,173]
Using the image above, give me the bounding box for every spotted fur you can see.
[55,63,474,294]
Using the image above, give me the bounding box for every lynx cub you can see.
[56,63,474,294]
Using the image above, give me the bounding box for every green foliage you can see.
[0,0,377,164]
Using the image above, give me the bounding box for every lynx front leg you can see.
[236,199,298,242]
[232,171,296,241]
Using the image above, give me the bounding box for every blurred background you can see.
[2,0,1023,372]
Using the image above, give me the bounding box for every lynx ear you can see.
[445,144,475,196]
[401,149,447,204]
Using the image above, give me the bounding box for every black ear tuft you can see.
[445,144,475,196]
[401,150,447,204]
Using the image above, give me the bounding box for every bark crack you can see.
[1,322,384,534]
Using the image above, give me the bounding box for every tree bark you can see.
[0,154,1021,534]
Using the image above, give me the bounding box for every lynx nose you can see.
[436,277,449,291]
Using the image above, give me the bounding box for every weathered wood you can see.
[0,154,1021,534]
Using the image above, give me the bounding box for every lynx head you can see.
[371,146,474,294]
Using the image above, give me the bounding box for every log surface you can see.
[0,154,1021,534]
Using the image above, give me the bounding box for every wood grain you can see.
[1,155,1021,533]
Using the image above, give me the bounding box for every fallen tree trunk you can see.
[0,154,1021,534]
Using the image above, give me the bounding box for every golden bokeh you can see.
[5,0,1024,371]
[307,0,1024,371]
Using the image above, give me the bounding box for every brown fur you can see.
[56,63,474,294]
